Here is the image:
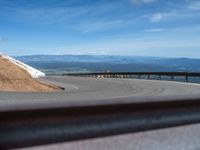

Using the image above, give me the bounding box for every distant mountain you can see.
[15,55,200,74]
[15,55,161,63]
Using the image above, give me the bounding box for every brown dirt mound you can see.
[0,56,59,92]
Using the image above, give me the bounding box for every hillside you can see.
[0,55,58,92]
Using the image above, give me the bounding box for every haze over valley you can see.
[16,55,200,75]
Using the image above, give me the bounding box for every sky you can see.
[0,0,200,58]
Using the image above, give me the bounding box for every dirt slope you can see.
[0,56,58,92]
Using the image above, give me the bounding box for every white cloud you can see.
[144,28,164,32]
[150,13,163,22]
[188,1,200,10]
[0,1,126,32]
[149,2,200,23]
[0,37,6,43]
[81,20,123,33]
[130,0,156,4]
[147,1,200,23]
[143,0,157,3]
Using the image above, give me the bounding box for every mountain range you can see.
[15,55,200,74]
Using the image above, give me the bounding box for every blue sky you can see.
[0,0,200,58]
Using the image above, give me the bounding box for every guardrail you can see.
[63,72,200,82]
[1,98,200,149]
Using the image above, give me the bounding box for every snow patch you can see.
[0,53,45,78]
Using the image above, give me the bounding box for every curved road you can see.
[1,76,200,111]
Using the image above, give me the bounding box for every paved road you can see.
[1,76,200,150]
[1,76,200,111]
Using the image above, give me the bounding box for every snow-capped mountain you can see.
[0,53,45,78]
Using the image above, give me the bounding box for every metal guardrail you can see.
[1,98,200,149]
[63,72,200,82]
[63,72,200,76]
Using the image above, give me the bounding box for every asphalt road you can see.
[1,76,200,111]
[1,76,200,150]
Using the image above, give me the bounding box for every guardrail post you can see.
[158,75,161,80]
[185,76,189,82]
[171,76,174,81]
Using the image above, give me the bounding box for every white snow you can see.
[0,53,45,78]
